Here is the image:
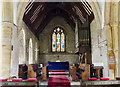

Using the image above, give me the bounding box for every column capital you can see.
[1,21,17,29]
[110,22,119,27]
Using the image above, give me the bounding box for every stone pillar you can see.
[0,2,14,79]
[104,2,113,79]
[118,1,120,77]
[10,24,19,78]
[105,25,114,79]
[75,20,79,48]
[105,2,119,79]
[110,2,119,78]
[111,25,118,78]
[0,2,2,78]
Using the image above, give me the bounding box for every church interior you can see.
[0,0,120,87]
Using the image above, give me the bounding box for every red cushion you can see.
[88,77,97,81]
[0,78,8,81]
[12,78,23,81]
[100,78,109,80]
[27,78,37,81]
[116,77,120,80]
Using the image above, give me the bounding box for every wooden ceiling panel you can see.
[23,2,94,38]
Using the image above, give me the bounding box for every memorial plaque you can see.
[109,52,115,69]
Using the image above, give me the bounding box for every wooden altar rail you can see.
[42,65,76,81]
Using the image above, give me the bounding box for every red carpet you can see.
[48,72,71,87]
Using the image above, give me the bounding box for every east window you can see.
[52,27,65,52]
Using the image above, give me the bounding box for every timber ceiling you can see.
[23,1,94,38]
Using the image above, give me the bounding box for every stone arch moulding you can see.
[51,25,68,35]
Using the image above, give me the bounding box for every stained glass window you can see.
[52,27,65,52]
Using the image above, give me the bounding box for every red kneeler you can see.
[12,78,23,81]
[0,78,8,81]
[27,78,37,81]
[100,77,109,80]
[88,77,97,81]
[116,77,120,80]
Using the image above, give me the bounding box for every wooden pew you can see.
[42,66,47,81]
[80,64,90,80]
[69,65,76,81]
[27,64,36,78]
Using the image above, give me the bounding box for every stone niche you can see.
[39,16,79,65]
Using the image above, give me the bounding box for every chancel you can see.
[0,0,120,87]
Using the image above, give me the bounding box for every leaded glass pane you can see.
[52,33,56,52]
[61,33,65,52]
[57,33,60,52]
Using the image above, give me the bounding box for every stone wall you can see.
[10,21,40,78]
[20,22,40,64]
[39,16,79,65]
[90,3,109,77]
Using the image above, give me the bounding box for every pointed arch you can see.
[29,38,33,64]
[19,28,26,64]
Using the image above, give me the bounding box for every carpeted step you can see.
[48,75,71,87]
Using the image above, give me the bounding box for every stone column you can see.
[110,2,119,78]
[105,2,119,79]
[118,1,120,77]
[0,2,14,79]
[111,24,119,78]
[10,24,19,78]
[75,20,79,48]
[104,2,112,79]
[105,25,114,79]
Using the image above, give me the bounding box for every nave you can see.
[1,0,120,87]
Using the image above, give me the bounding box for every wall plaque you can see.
[109,52,115,69]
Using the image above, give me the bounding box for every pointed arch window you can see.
[52,27,65,52]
